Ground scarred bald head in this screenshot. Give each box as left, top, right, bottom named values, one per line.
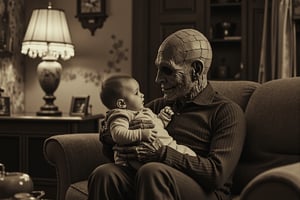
left=155, top=29, right=213, bottom=101
left=156, top=29, right=212, bottom=74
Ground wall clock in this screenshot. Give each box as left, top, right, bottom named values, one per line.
left=76, top=0, right=107, bottom=35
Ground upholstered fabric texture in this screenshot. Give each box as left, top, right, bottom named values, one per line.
left=44, top=134, right=109, bottom=200
left=210, top=80, right=260, bottom=111
left=232, top=77, right=300, bottom=194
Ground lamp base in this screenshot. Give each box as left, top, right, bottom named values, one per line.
left=36, top=59, right=63, bottom=117
left=37, top=109, right=62, bottom=116
left=36, top=96, right=62, bottom=116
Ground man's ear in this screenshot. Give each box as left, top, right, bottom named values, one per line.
left=116, top=99, right=127, bottom=109
left=191, top=60, right=203, bottom=81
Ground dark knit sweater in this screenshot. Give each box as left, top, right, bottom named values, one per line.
left=146, top=83, right=246, bottom=196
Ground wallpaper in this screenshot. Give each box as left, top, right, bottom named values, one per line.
left=62, top=34, right=129, bottom=86
left=0, top=0, right=25, bottom=114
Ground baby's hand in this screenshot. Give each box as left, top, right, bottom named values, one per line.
left=141, top=129, right=157, bottom=142
left=160, top=106, right=174, bottom=119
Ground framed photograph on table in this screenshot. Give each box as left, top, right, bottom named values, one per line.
left=0, top=96, right=10, bottom=116
left=70, top=95, right=90, bottom=116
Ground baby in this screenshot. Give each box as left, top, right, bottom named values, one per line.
left=100, top=75, right=196, bottom=168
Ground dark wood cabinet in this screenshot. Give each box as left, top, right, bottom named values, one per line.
left=208, top=0, right=247, bottom=80
left=0, top=113, right=104, bottom=199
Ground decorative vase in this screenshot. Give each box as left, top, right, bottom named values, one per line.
left=36, top=58, right=62, bottom=116
left=0, top=163, right=34, bottom=199
left=215, top=22, right=236, bottom=38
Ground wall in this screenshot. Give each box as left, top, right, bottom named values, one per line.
left=0, top=0, right=25, bottom=113
left=24, top=0, right=132, bottom=115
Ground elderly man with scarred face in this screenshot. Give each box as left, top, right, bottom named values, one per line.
left=88, top=29, right=246, bottom=200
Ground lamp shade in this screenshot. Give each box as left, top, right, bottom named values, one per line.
left=21, top=6, right=74, bottom=60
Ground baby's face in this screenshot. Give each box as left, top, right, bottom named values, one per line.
left=122, top=79, right=144, bottom=111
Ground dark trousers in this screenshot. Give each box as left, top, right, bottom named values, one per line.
left=87, top=162, right=220, bottom=200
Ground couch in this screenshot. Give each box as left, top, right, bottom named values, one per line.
left=43, top=77, right=300, bottom=200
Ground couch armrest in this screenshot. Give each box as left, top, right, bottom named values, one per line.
left=43, top=133, right=110, bottom=200
left=240, top=162, right=300, bottom=200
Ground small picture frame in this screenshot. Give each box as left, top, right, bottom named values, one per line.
left=0, top=96, right=10, bottom=116
left=70, top=95, right=90, bottom=116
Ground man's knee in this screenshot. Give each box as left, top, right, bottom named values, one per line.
left=89, top=163, right=123, bottom=186
left=137, top=162, right=169, bottom=180
left=90, top=163, right=114, bottom=178
left=136, top=162, right=180, bottom=199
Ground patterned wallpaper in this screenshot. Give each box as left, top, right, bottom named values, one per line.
left=0, top=0, right=25, bottom=113
left=61, top=34, right=129, bottom=86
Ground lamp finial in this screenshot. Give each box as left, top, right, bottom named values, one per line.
left=48, top=1, right=52, bottom=9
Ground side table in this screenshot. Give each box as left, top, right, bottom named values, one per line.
left=0, top=113, right=104, bottom=199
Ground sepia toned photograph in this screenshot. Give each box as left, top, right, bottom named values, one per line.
left=0, top=0, right=299, bottom=199
left=69, top=95, right=90, bottom=116
left=0, top=96, right=10, bottom=116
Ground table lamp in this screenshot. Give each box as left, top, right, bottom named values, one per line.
left=21, top=2, right=74, bottom=116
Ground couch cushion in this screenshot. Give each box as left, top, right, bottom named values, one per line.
left=232, top=77, right=300, bottom=194
left=65, top=180, right=88, bottom=200
left=210, top=80, right=260, bottom=111
left=240, top=163, right=300, bottom=200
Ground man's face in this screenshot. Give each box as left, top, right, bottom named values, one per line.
left=155, top=45, right=194, bottom=101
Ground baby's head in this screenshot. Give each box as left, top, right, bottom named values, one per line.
left=100, top=75, right=145, bottom=111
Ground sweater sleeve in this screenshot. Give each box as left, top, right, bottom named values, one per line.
left=161, top=103, right=246, bottom=191
left=108, top=110, right=143, bottom=145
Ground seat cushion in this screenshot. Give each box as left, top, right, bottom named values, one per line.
left=65, top=180, right=88, bottom=200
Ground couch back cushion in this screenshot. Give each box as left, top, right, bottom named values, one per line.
left=210, top=80, right=260, bottom=111
left=232, top=77, right=300, bottom=194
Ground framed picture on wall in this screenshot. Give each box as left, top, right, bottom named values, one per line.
left=78, top=0, right=103, bottom=14
left=0, top=96, right=10, bottom=116
left=69, top=95, right=90, bottom=116
left=76, top=0, right=107, bottom=35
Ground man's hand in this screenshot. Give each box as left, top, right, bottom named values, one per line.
left=113, top=139, right=166, bottom=163
left=129, top=119, right=155, bottom=130
left=101, top=118, right=158, bottom=162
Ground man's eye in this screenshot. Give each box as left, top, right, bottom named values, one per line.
left=160, top=66, right=173, bottom=75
